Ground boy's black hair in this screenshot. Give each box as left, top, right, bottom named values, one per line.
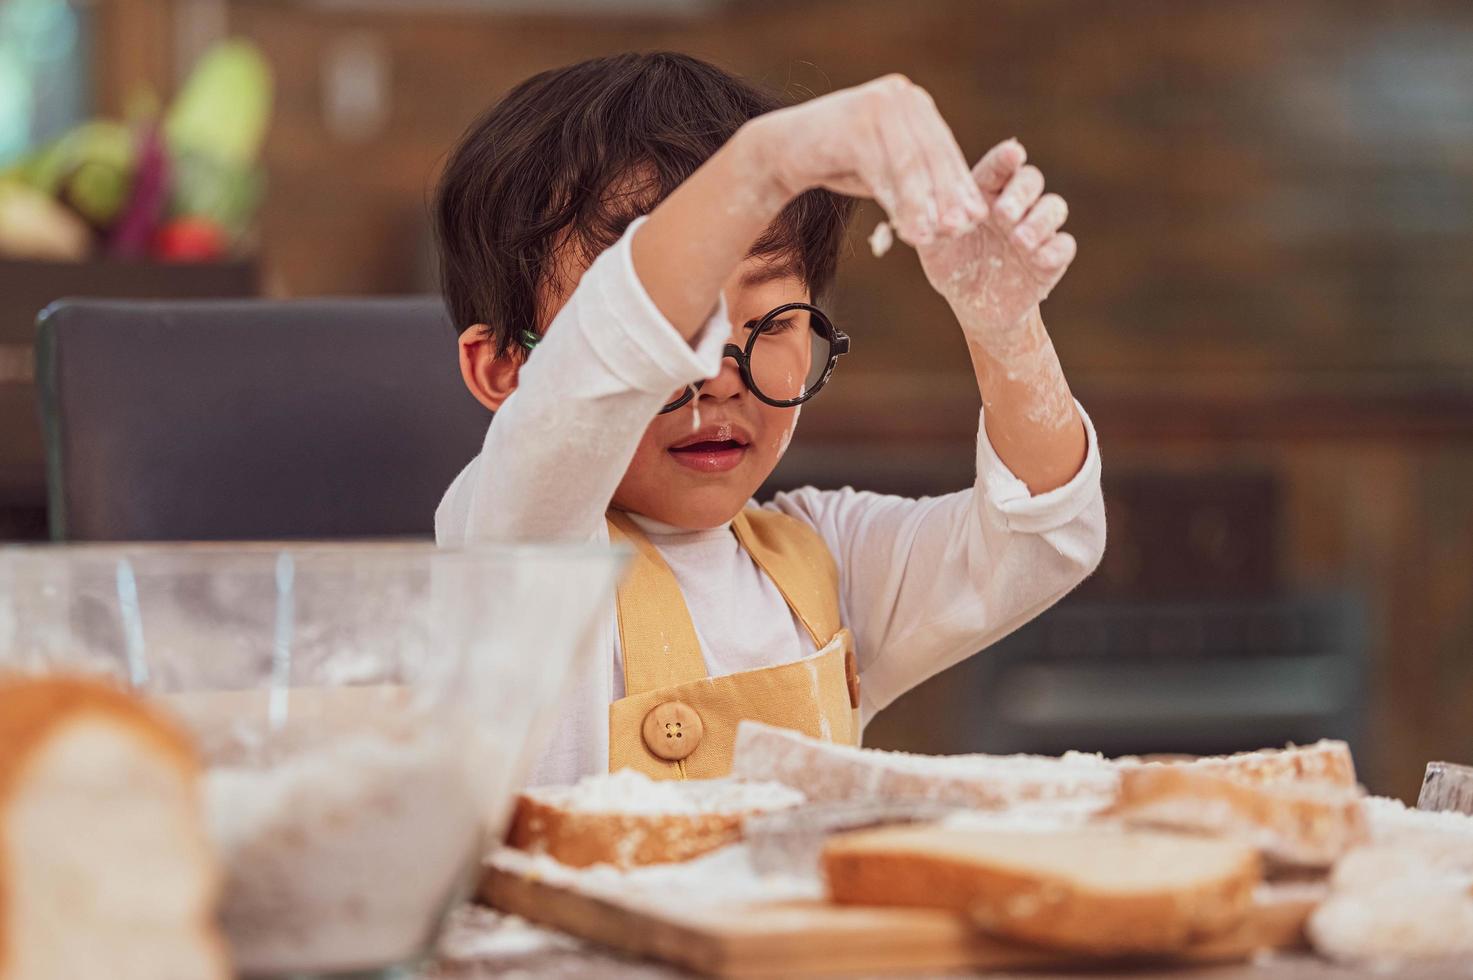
left=434, top=51, right=855, bottom=349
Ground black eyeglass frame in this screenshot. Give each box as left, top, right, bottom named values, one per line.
left=518, top=302, right=850, bottom=414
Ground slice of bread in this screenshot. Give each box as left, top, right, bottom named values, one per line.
left=0, top=674, right=228, bottom=980
left=730, top=720, right=1119, bottom=810
left=824, top=825, right=1261, bottom=956
left=1112, top=765, right=1368, bottom=868
left=506, top=769, right=804, bottom=868
left=1117, top=739, right=1357, bottom=790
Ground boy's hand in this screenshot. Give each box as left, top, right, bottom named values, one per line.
left=917, top=139, right=1076, bottom=335
left=743, top=75, right=988, bottom=246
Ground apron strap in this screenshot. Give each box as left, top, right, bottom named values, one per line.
left=606, top=511, right=709, bottom=696
left=730, top=509, right=843, bottom=650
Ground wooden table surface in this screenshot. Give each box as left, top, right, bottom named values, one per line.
left=417, top=907, right=1473, bottom=980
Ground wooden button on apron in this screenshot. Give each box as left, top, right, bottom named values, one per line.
left=642, top=701, right=704, bottom=761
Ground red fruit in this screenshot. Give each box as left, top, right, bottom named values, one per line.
left=153, top=217, right=227, bottom=262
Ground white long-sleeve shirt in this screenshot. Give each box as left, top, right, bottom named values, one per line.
left=436, top=218, right=1106, bottom=786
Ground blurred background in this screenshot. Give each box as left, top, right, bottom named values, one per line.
left=3, top=0, right=1471, bottom=801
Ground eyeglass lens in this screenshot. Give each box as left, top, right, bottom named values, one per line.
left=746, top=307, right=831, bottom=403
left=662, top=308, right=835, bottom=412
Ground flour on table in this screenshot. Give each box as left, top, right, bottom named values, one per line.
left=435, top=907, right=581, bottom=962
left=1364, top=794, right=1473, bottom=849
left=490, top=842, right=822, bottom=910
left=1308, top=842, right=1473, bottom=966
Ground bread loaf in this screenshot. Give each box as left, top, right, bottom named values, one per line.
left=1118, top=740, right=1357, bottom=790
left=823, top=825, right=1262, bottom=956
left=730, top=720, right=1119, bottom=810
left=1113, top=765, right=1368, bottom=867
left=507, top=769, right=804, bottom=868
left=0, top=675, right=227, bottom=980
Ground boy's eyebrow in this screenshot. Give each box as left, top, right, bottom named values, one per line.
left=739, top=259, right=805, bottom=289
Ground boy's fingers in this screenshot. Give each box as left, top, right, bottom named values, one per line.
left=874, top=89, right=939, bottom=244
left=893, top=93, right=954, bottom=234
left=1036, top=231, right=1077, bottom=271
left=850, top=136, right=901, bottom=229
left=904, top=88, right=988, bottom=228
left=1012, top=193, right=1069, bottom=251
left=973, top=139, right=1027, bottom=195
left=995, top=165, right=1045, bottom=225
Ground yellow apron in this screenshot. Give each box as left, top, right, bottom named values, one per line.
left=606, top=508, right=861, bottom=779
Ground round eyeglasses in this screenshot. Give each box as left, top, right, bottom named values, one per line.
left=520, top=302, right=850, bottom=415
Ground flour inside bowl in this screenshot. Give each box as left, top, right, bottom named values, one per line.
left=205, top=731, right=484, bottom=975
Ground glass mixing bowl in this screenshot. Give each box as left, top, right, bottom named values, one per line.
left=0, top=541, right=624, bottom=979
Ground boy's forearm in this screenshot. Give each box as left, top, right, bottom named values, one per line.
left=967, top=307, right=1087, bottom=495
left=631, top=124, right=787, bottom=340
left=455, top=222, right=731, bottom=545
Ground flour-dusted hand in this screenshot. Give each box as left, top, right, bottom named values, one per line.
left=917, top=139, right=1076, bottom=338
left=742, top=75, right=988, bottom=247
left=911, top=138, right=1088, bottom=487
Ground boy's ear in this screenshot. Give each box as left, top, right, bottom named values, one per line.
left=459, top=324, right=521, bottom=412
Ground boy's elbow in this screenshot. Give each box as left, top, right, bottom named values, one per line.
left=1065, top=497, right=1107, bottom=584
left=1083, top=516, right=1107, bottom=580
left=1024, top=494, right=1106, bottom=592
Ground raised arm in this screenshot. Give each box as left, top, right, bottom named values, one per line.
left=918, top=139, right=1085, bottom=494
left=633, top=75, right=989, bottom=338
left=766, top=139, right=1104, bottom=718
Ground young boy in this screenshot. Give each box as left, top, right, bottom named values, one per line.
left=434, top=52, right=1104, bottom=786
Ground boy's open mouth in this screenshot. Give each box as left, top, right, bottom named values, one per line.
left=668, top=424, right=751, bottom=474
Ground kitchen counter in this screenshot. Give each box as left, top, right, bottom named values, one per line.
left=419, top=906, right=1473, bottom=980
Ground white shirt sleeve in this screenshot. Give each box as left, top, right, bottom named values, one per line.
left=435, top=217, right=731, bottom=546
left=765, top=403, right=1106, bottom=723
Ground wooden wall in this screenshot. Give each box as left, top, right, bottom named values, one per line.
left=92, top=0, right=1473, bottom=799
left=221, top=0, right=1473, bottom=370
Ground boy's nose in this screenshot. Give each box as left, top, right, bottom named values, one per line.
left=697, top=345, right=747, bottom=402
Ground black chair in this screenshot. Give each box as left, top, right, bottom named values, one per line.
left=35, top=297, right=490, bottom=541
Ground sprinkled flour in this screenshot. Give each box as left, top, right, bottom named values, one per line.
left=867, top=221, right=894, bottom=258
left=1308, top=843, right=1473, bottom=965
left=1364, top=794, right=1473, bottom=845
left=524, top=769, right=803, bottom=816
left=491, top=842, right=821, bottom=910
left=435, top=906, right=581, bottom=962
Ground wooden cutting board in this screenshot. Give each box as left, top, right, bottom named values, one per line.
left=479, top=864, right=1323, bottom=978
